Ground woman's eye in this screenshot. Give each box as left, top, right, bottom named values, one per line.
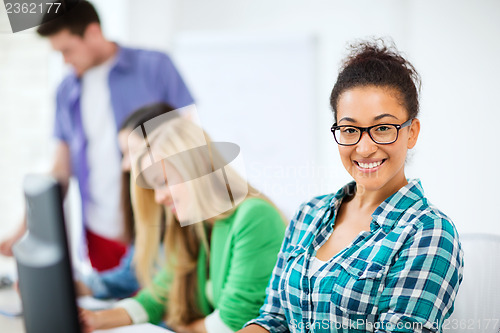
left=341, top=127, right=358, bottom=134
left=375, top=125, right=391, bottom=132
left=153, top=177, right=167, bottom=188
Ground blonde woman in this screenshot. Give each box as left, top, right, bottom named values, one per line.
left=80, top=114, right=286, bottom=333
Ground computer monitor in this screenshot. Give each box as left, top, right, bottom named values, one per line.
left=12, top=174, right=82, bottom=333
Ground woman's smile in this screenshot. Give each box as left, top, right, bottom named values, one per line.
left=353, top=158, right=386, bottom=172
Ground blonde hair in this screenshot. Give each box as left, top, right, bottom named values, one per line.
left=131, top=118, right=283, bottom=327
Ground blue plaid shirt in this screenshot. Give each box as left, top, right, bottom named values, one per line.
left=246, top=179, right=464, bottom=333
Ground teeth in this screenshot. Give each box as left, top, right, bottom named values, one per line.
left=358, top=160, right=383, bottom=169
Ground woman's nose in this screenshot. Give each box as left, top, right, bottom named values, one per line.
left=355, top=131, right=378, bottom=156
left=154, top=187, right=171, bottom=205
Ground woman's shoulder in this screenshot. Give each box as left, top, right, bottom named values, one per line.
left=236, top=196, right=276, bottom=212
left=275, top=193, right=338, bottom=251
left=230, top=197, right=285, bottom=230
left=291, top=193, right=337, bottom=229
left=392, top=189, right=460, bottom=246
left=385, top=179, right=460, bottom=240
left=298, top=193, right=337, bottom=214
left=411, top=199, right=459, bottom=237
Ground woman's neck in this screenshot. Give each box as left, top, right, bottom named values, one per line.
left=351, top=176, right=408, bottom=213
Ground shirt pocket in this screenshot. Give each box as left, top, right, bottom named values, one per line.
left=330, top=257, right=388, bottom=315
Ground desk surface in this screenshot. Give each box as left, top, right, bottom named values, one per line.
left=0, top=289, right=24, bottom=333
left=0, top=256, right=23, bottom=332
left=0, top=315, right=24, bottom=332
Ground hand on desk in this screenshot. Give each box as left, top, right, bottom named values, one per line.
left=78, top=307, right=207, bottom=333
left=79, top=307, right=132, bottom=333
left=80, top=308, right=98, bottom=333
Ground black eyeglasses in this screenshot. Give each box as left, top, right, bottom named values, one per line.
left=330, top=119, right=413, bottom=146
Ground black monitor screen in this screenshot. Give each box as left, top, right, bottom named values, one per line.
left=13, top=174, right=81, bottom=333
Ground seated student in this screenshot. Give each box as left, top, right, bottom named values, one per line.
left=80, top=115, right=286, bottom=333
left=75, top=103, right=178, bottom=299
left=240, top=39, right=464, bottom=332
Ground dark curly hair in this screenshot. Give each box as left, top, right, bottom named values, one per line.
left=329, top=38, right=421, bottom=122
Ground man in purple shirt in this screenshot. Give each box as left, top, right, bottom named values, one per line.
left=0, top=1, right=194, bottom=272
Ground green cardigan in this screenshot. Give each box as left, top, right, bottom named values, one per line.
left=133, top=198, right=286, bottom=331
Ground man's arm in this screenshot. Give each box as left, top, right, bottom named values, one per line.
left=0, top=141, right=71, bottom=256
left=50, top=141, right=71, bottom=195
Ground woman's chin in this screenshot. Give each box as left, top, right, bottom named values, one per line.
left=352, top=176, right=387, bottom=193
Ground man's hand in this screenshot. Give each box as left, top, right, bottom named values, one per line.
left=0, top=235, right=17, bottom=257
left=0, top=223, right=27, bottom=256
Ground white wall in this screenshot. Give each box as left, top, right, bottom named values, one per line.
left=162, top=0, right=414, bottom=219
left=166, top=0, right=412, bottom=189
left=405, top=0, right=500, bottom=235
left=171, top=33, right=318, bottom=218
left=137, top=0, right=499, bottom=235
left=0, top=32, right=53, bottom=242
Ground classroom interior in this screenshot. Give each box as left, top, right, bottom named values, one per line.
left=1, top=0, right=499, bottom=332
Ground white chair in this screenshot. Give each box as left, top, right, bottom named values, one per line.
left=444, top=233, right=500, bottom=333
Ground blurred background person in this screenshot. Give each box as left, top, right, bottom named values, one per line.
left=80, top=115, right=286, bottom=333
left=75, top=103, right=178, bottom=299
left=0, top=1, right=194, bottom=273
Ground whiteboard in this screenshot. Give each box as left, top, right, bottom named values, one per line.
left=172, top=32, right=318, bottom=219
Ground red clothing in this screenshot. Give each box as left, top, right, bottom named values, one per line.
left=86, top=229, right=127, bottom=272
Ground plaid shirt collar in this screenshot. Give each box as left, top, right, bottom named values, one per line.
left=371, top=178, right=425, bottom=232
left=330, top=178, right=425, bottom=232
left=295, top=178, right=426, bottom=257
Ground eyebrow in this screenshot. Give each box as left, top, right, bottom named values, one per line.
left=374, top=113, right=399, bottom=121
left=338, top=113, right=399, bottom=124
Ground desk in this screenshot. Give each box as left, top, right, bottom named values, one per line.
left=0, top=314, right=24, bottom=333
left=0, top=315, right=171, bottom=333
left=0, top=284, right=170, bottom=333
left=0, top=295, right=171, bottom=333
left=0, top=256, right=23, bottom=332
left=0, top=288, right=24, bottom=333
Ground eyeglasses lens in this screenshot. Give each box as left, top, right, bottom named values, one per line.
left=333, top=124, right=398, bottom=145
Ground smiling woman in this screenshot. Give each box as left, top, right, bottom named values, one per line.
left=240, top=39, right=464, bottom=333
left=333, top=85, right=420, bottom=196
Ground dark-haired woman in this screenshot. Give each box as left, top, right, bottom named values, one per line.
left=240, top=40, right=464, bottom=332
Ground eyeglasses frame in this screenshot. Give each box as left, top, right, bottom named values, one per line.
left=330, top=118, right=413, bottom=146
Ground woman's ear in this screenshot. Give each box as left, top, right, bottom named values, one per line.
left=407, top=118, right=420, bottom=149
